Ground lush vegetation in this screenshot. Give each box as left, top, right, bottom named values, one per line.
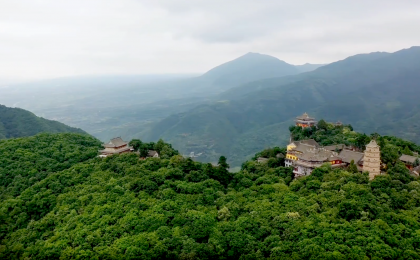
left=129, top=138, right=180, bottom=159
left=2, top=132, right=420, bottom=259
left=0, top=133, right=102, bottom=200
left=0, top=104, right=86, bottom=139
left=149, top=47, right=420, bottom=166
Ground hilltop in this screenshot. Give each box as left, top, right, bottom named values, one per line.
left=0, top=104, right=87, bottom=139
left=1, top=131, right=420, bottom=259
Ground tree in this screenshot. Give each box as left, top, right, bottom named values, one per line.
left=414, top=158, right=420, bottom=167
left=139, top=145, right=149, bottom=158
left=317, top=119, right=328, bottom=131
left=381, top=144, right=400, bottom=165
left=129, top=139, right=143, bottom=151
left=348, top=160, right=358, bottom=173
left=218, top=156, right=229, bottom=169
left=370, top=132, right=380, bottom=140
left=355, top=134, right=370, bottom=150
left=154, top=139, right=165, bottom=154
left=403, top=146, right=414, bottom=156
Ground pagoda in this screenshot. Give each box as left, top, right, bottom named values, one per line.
left=363, top=140, right=381, bottom=180
left=295, top=113, right=316, bottom=128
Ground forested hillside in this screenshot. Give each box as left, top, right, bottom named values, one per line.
left=149, top=46, right=420, bottom=166
left=0, top=105, right=86, bottom=139
left=2, top=132, right=420, bottom=259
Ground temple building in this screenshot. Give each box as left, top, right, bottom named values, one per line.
left=399, top=154, right=419, bottom=170
left=295, top=113, right=316, bottom=128
left=285, top=139, right=344, bottom=177
left=99, top=137, right=134, bottom=157
left=363, top=140, right=381, bottom=180
left=339, top=149, right=365, bottom=171
left=335, top=121, right=343, bottom=127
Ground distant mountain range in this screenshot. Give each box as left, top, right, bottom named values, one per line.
left=0, top=104, right=87, bottom=139
left=147, top=46, right=420, bottom=166
left=158, top=52, right=323, bottom=97
left=0, top=53, right=323, bottom=142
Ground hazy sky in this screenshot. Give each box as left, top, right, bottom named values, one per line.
left=1, top=0, right=419, bottom=82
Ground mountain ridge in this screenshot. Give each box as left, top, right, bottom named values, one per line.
left=0, top=104, right=88, bottom=139
left=148, top=46, right=420, bottom=166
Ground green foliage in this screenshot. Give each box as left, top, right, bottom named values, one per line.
left=0, top=104, right=86, bottom=139
left=317, top=119, right=328, bottom=131
left=348, top=160, right=359, bottom=173
left=2, top=133, right=420, bottom=259
left=403, top=145, right=414, bottom=156
left=130, top=138, right=179, bottom=159
left=0, top=133, right=101, bottom=200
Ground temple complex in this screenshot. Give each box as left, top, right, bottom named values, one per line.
left=286, top=139, right=345, bottom=177
left=99, top=137, right=134, bottom=157
left=295, top=113, right=316, bottom=128
left=363, top=140, right=381, bottom=180
left=286, top=138, right=381, bottom=178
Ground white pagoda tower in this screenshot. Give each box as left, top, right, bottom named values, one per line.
left=363, top=140, right=381, bottom=180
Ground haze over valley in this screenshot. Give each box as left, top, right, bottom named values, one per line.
left=0, top=53, right=323, bottom=150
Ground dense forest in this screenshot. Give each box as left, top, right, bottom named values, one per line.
left=0, top=104, right=86, bottom=139
left=1, top=130, right=420, bottom=259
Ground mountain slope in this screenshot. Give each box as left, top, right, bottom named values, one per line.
left=149, top=46, right=420, bottom=166
left=0, top=104, right=87, bottom=139
left=295, top=63, right=325, bottom=73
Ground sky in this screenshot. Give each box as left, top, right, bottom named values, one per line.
left=0, top=0, right=419, bottom=82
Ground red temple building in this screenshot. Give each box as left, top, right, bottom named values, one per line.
left=295, top=113, right=317, bottom=128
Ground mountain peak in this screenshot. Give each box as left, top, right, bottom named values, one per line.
left=243, top=52, right=262, bottom=56
left=199, top=52, right=299, bottom=85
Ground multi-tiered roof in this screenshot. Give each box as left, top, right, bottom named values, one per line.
left=99, top=137, right=134, bottom=157
left=295, top=112, right=316, bottom=127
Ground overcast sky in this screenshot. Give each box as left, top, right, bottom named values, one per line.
left=0, top=0, right=419, bottom=82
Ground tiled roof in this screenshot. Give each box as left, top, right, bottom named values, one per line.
left=366, top=140, right=379, bottom=148
left=400, top=154, right=418, bottom=164
left=296, top=112, right=314, bottom=120
left=323, top=144, right=345, bottom=151
left=103, top=137, right=129, bottom=148
left=339, top=149, right=364, bottom=164
left=300, top=139, right=320, bottom=147
left=298, top=149, right=337, bottom=162
left=100, top=146, right=133, bottom=154
left=148, top=150, right=159, bottom=157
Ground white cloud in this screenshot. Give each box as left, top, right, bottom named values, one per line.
left=0, top=0, right=419, bottom=81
